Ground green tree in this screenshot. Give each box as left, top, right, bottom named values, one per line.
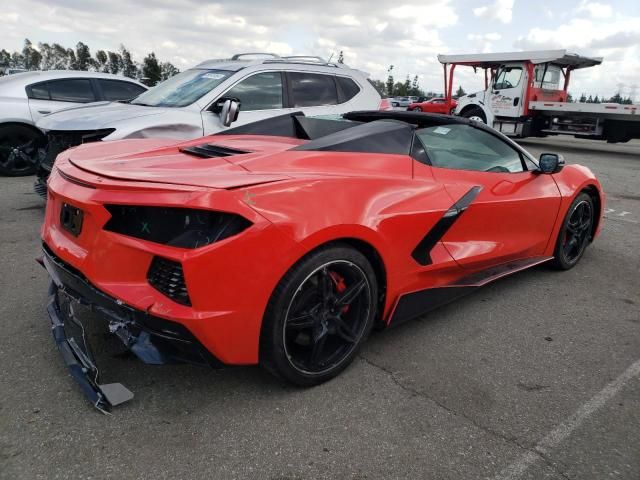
left=22, top=39, right=41, bottom=70
left=107, top=51, right=122, bottom=74
left=120, top=45, right=137, bottom=78
left=386, top=65, right=394, bottom=97
left=95, top=50, right=108, bottom=72
left=454, top=86, right=466, bottom=98
left=593, top=95, right=600, bottom=103
left=608, top=92, right=623, bottom=104
left=587, top=95, right=593, bottom=103
left=0, top=49, right=10, bottom=67
left=66, top=48, right=78, bottom=69
left=579, top=93, right=587, bottom=103
left=160, top=62, right=179, bottom=81
left=75, top=42, right=92, bottom=71
left=567, top=93, right=573, bottom=102
left=142, top=52, right=162, bottom=86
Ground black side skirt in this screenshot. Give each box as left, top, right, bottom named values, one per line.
left=389, top=256, right=552, bottom=326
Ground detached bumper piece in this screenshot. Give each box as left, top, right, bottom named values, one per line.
left=41, top=245, right=221, bottom=412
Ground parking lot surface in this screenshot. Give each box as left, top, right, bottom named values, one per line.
left=1, top=137, right=638, bottom=480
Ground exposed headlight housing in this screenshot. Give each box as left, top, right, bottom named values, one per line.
left=103, top=205, right=252, bottom=249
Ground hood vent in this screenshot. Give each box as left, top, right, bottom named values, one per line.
left=180, top=143, right=251, bottom=158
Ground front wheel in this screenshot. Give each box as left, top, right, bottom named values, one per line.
left=260, top=245, right=378, bottom=386
left=460, top=106, right=487, bottom=124
left=0, top=125, right=44, bottom=176
left=551, top=192, right=594, bottom=270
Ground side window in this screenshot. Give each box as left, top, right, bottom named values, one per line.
left=289, top=72, right=338, bottom=107
left=48, top=79, right=96, bottom=102
left=336, top=76, right=360, bottom=103
left=415, top=124, right=525, bottom=173
left=27, top=82, right=50, bottom=100
left=224, top=72, right=283, bottom=110
left=99, top=79, right=146, bottom=101
left=494, top=67, right=523, bottom=90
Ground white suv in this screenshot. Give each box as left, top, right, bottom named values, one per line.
left=34, top=54, right=384, bottom=195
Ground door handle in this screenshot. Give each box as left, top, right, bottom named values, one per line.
left=38, top=110, right=51, bottom=114
left=513, top=98, right=520, bottom=106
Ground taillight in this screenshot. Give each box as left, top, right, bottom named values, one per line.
left=379, top=98, right=392, bottom=111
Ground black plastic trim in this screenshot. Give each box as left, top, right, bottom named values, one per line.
left=411, top=186, right=482, bottom=265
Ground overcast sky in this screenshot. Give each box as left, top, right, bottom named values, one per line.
left=2, top=0, right=639, bottom=99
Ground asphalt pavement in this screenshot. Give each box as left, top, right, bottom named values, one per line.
left=0, top=137, right=638, bottom=480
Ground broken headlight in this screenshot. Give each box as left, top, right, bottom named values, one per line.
left=103, top=205, right=252, bottom=249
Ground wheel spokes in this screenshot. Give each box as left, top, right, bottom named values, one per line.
left=309, top=325, right=328, bottom=365
left=287, top=310, right=317, bottom=330
left=333, top=316, right=356, bottom=343
left=336, top=279, right=366, bottom=308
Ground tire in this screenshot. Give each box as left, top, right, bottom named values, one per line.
left=460, top=107, right=487, bottom=124
left=413, top=107, right=422, bottom=112
left=0, top=125, right=44, bottom=176
left=551, top=192, right=595, bottom=270
left=260, top=244, right=378, bottom=386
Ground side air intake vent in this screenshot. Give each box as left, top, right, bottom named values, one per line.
left=148, top=257, right=191, bottom=306
left=104, top=206, right=252, bottom=249
left=180, top=144, right=251, bottom=158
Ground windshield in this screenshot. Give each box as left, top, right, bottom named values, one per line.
left=131, top=69, right=233, bottom=108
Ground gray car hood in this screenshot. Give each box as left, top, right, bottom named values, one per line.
left=36, top=102, right=168, bottom=131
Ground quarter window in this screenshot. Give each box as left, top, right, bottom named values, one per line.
left=28, top=83, right=50, bottom=100
left=98, top=79, right=146, bottom=101
left=48, top=79, right=96, bottom=102
left=336, top=76, right=360, bottom=103
left=415, top=124, right=525, bottom=173
left=289, top=72, right=338, bottom=107
left=494, top=67, right=523, bottom=90
left=225, top=72, right=283, bottom=110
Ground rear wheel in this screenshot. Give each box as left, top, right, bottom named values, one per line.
left=460, top=107, right=486, bottom=124
left=551, top=192, right=594, bottom=270
left=0, top=125, right=44, bottom=176
left=260, top=245, right=377, bottom=386
left=413, top=106, right=423, bottom=112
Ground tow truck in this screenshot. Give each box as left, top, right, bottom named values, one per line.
left=438, top=50, right=640, bottom=143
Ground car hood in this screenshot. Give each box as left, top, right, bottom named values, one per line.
left=59, top=134, right=411, bottom=189
left=36, top=102, right=168, bottom=131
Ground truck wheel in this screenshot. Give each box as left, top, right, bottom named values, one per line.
left=0, top=125, right=44, bottom=176
left=461, top=107, right=486, bottom=124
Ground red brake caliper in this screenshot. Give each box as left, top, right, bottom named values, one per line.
left=328, top=271, right=349, bottom=313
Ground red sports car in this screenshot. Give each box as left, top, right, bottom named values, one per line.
left=408, top=97, right=457, bottom=114
left=41, top=111, right=604, bottom=410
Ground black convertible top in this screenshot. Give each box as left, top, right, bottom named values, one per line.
left=215, top=110, right=512, bottom=158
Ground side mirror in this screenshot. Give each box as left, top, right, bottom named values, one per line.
left=210, top=97, right=241, bottom=127
left=538, top=153, right=565, bottom=174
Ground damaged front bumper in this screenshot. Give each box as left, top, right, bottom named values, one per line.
left=42, top=245, right=221, bottom=412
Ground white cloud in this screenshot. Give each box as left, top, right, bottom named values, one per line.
left=577, top=1, right=613, bottom=19
left=473, top=0, right=514, bottom=24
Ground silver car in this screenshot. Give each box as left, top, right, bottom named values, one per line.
left=34, top=53, right=383, bottom=195
left=0, top=71, right=146, bottom=176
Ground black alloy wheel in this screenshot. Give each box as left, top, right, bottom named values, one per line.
left=0, top=125, right=44, bottom=176
left=552, top=192, right=594, bottom=269
left=261, top=245, right=377, bottom=386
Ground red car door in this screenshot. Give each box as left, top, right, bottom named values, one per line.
left=414, top=123, right=561, bottom=269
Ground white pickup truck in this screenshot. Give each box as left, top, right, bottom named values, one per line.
left=437, top=50, right=640, bottom=143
